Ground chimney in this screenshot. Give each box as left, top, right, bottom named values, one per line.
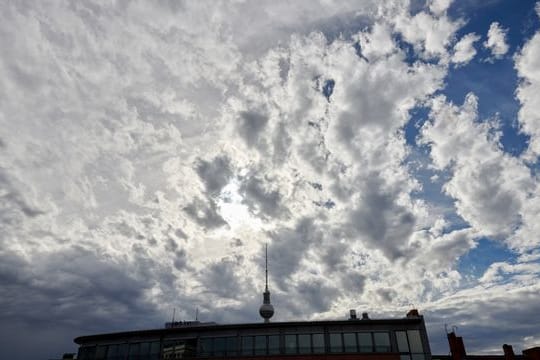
left=407, top=309, right=420, bottom=318
left=447, top=331, right=466, bottom=360
left=503, top=344, right=515, bottom=360
left=362, top=312, right=370, bottom=320
left=349, top=309, right=357, bottom=320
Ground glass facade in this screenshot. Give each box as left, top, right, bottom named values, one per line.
left=77, top=326, right=428, bottom=359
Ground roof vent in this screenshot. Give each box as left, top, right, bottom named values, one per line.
left=362, top=312, right=369, bottom=320
left=349, top=309, right=357, bottom=320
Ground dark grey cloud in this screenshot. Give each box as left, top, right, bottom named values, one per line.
left=340, top=271, right=366, bottom=293
left=173, top=248, right=188, bottom=271
left=296, top=279, right=337, bottom=313
left=165, top=238, right=179, bottom=252
left=239, top=175, right=287, bottom=218
left=202, top=258, right=244, bottom=299
left=238, top=110, right=269, bottom=147
left=272, top=122, right=292, bottom=164
left=196, top=155, right=233, bottom=195
left=278, top=57, right=290, bottom=83
left=0, top=246, right=164, bottom=360
left=267, top=218, right=323, bottom=290
left=175, top=228, right=188, bottom=239
left=184, top=197, right=228, bottom=229
left=376, top=288, right=398, bottom=304
left=348, top=177, right=415, bottom=260
left=321, top=242, right=349, bottom=271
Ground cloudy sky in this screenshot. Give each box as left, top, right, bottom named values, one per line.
left=1, top=0, right=540, bottom=359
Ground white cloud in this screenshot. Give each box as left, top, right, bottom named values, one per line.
left=429, top=0, right=453, bottom=16
left=484, top=22, right=509, bottom=60
left=420, top=94, right=536, bottom=250
left=515, top=30, right=540, bottom=159
left=392, top=7, right=462, bottom=60
left=451, top=33, right=481, bottom=65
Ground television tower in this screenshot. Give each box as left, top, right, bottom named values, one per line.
left=259, top=244, right=274, bottom=323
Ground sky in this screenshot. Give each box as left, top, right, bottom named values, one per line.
left=1, top=0, right=540, bottom=359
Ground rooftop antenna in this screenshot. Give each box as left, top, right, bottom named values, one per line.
left=259, top=243, right=274, bottom=323
left=171, top=308, right=176, bottom=324
left=195, top=307, right=199, bottom=321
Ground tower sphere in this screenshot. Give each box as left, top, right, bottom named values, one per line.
left=259, top=303, right=274, bottom=321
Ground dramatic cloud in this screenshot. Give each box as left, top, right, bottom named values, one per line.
left=1, top=1, right=539, bottom=359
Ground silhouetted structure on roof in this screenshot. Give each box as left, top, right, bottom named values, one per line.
left=432, top=330, right=540, bottom=360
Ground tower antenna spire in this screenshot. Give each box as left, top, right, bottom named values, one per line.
left=259, top=243, right=274, bottom=323
left=265, top=243, right=268, bottom=291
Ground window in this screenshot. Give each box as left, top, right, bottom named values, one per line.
left=358, top=333, right=372, bottom=352
left=312, top=333, right=325, bottom=353
left=343, top=333, right=357, bottom=352
left=226, top=337, right=238, bottom=356
left=150, top=342, right=160, bottom=360
left=199, top=338, right=213, bottom=356
left=329, top=333, right=343, bottom=353
left=129, top=343, right=141, bottom=358
left=106, top=345, right=118, bottom=360
left=78, top=346, right=96, bottom=360
left=295, top=334, right=308, bottom=354
left=268, top=335, right=280, bottom=355
left=214, top=338, right=226, bottom=357
left=255, top=336, right=267, bottom=355
left=396, top=330, right=425, bottom=358
left=95, top=345, right=107, bottom=360
left=138, top=342, right=151, bottom=359
left=374, top=332, right=391, bottom=352
left=241, top=336, right=253, bottom=356
left=118, top=344, right=128, bottom=359
left=285, top=334, right=297, bottom=354
left=396, top=331, right=409, bottom=352
left=408, top=330, right=423, bottom=353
